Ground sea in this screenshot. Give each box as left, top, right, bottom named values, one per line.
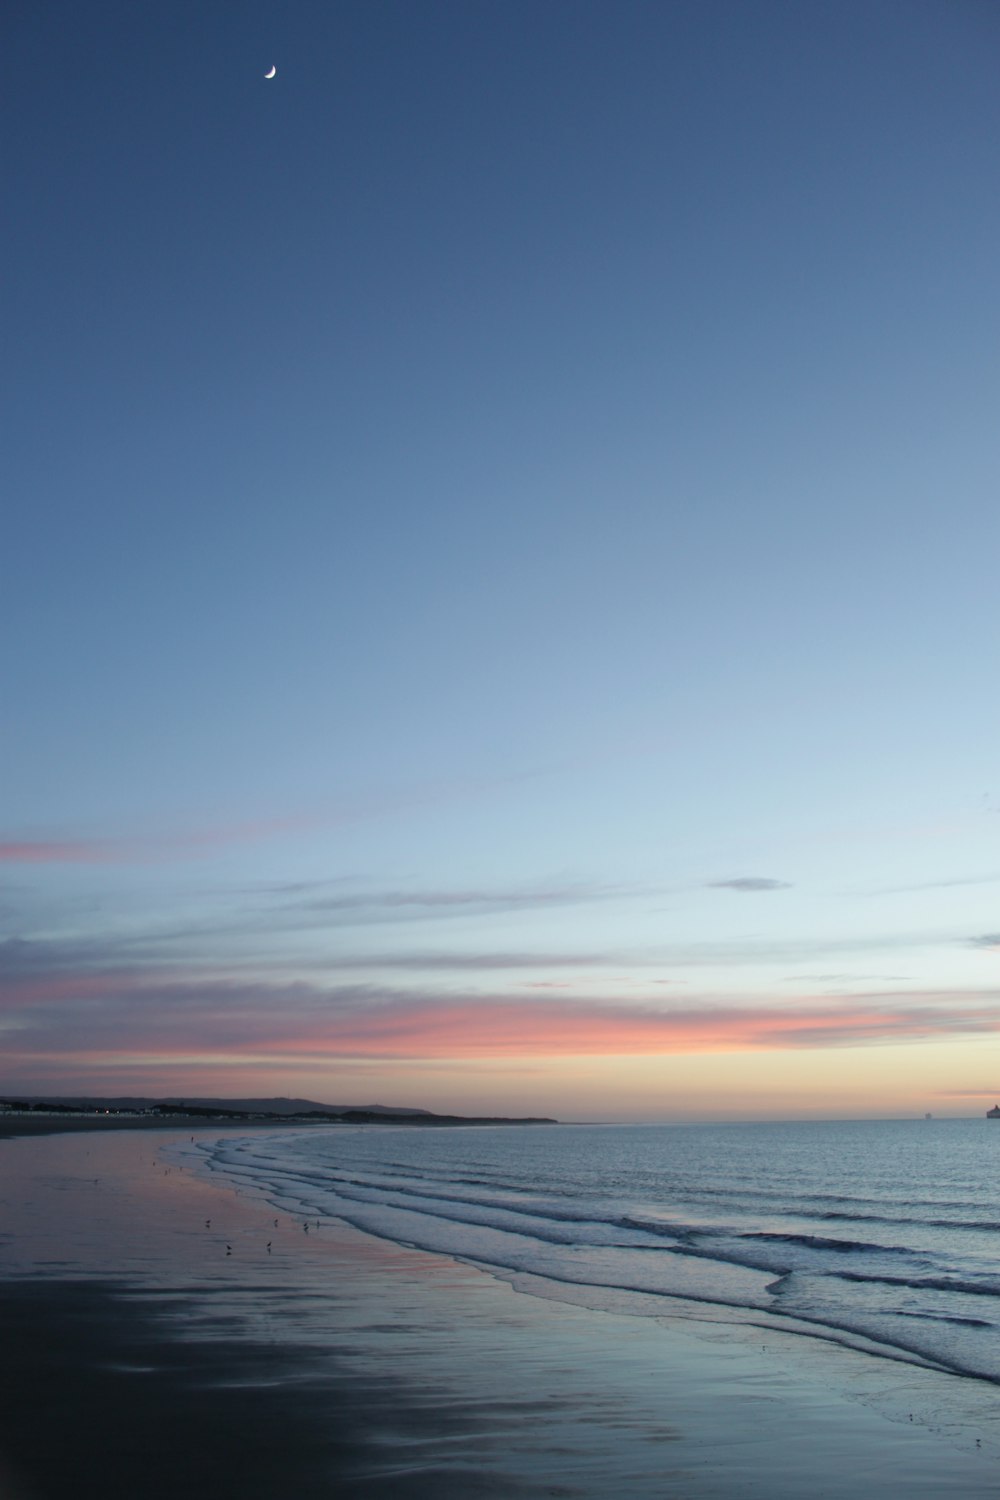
left=173, top=1117, right=1000, bottom=1393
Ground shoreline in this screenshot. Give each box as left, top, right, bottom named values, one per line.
left=2, top=1124, right=997, bottom=1498
left=0, top=1112, right=340, bottom=1140
left=0, top=1111, right=555, bottom=1142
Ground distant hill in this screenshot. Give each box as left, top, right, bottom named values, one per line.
left=0, top=1095, right=431, bottom=1116
left=0, top=1094, right=556, bottom=1126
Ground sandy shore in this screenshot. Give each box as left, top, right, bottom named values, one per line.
left=1, top=1123, right=996, bottom=1499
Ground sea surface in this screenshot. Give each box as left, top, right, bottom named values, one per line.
left=174, top=1118, right=1000, bottom=1390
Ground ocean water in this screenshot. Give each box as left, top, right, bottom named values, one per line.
left=176, top=1118, right=1000, bottom=1390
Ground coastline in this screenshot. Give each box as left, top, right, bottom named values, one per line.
left=1, top=1122, right=997, bottom=1498
left=0, top=1112, right=340, bottom=1140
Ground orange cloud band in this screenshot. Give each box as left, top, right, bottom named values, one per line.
left=5, top=970, right=1000, bottom=1061
left=248, top=998, right=1000, bottom=1057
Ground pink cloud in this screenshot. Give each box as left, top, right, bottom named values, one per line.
left=274, top=996, right=1000, bottom=1057
left=5, top=964, right=1000, bottom=1071
left=0, top=769, right=569, bottom=867
left=0, top=841, right=117, bottom=864
left=0, top=816, right=319, bottom=865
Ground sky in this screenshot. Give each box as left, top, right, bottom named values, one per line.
left=3, top=0, right=999, bottom=1120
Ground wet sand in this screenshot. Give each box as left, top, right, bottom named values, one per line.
left=1, top=1123, right=997, bottom=1498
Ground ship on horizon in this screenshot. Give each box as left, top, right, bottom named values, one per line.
left=987, top=1105, right=1000, bottom=1118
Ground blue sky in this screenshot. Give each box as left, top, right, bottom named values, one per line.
left=3, top=1, right=999, bottom=1116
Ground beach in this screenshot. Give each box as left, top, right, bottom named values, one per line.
left=1, top=1122, right=997, bottom=1499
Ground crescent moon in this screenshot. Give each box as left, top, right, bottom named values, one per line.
left=265, top=65, right=276, bottom=78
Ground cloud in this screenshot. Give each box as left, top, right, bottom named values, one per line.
left=667, top=932, right=945, bottom=965
left=867, top=873, right=1000, bottom=896
left=0, top=763, right=572, bottom=870
left=133, top=880, right=637, bottom=948
left=0, top=841, right=117, bottom=864
left=969, top=935, right=1000, bottom=950
left=0, top=815, right=324, bottom=866
left=707, top=877, right=792, bottom=893
left=317, top=951, right=616, bottom=972
left=780, top=973, right=913, bottom=984
left=293, top=881, right=635, bottom=924
left=0, top=877, right=636, bottom=982
left=5, top=940, right=1000, bottom=1074
left=0, top=919, right=959, bottom=996
left=0, top=934, right=179, bottom=979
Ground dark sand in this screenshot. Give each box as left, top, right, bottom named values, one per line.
left=0, top=1278, right=396, bottom=1500
left=1, top=1121, right=997, bottom=1499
